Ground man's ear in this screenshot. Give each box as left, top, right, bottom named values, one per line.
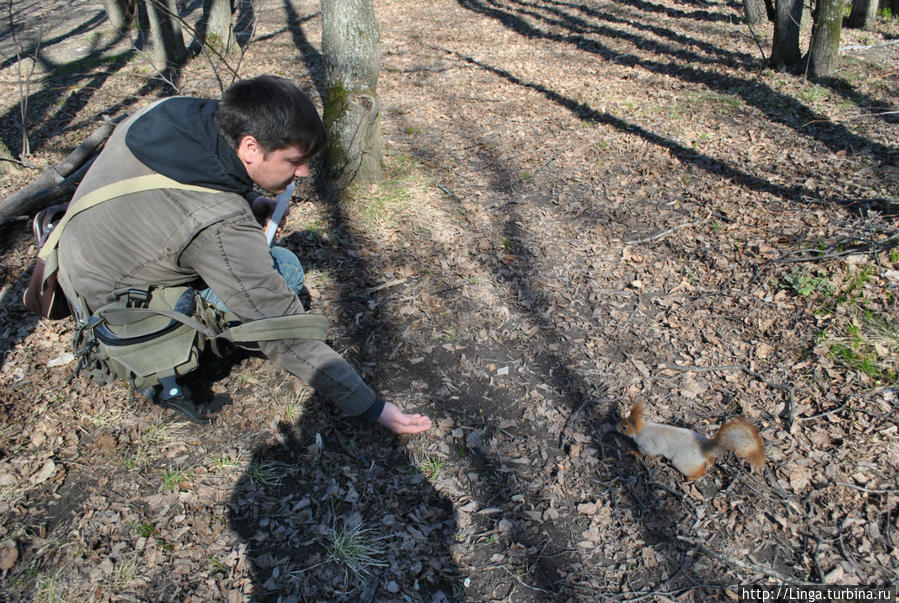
left=235, top=135, right=263, bottom=166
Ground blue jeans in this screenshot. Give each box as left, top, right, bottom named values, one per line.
left=199, top=246, right=305, bottom=312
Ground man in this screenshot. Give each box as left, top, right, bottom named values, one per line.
left=57, top=75, right=431, bottom=435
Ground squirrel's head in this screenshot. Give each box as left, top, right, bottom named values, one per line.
left=616, top=401, right=644, bottom=436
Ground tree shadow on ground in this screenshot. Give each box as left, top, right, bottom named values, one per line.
left=458, top=0, right=898, bottom=168
left=448, top=48, right=897, bottom=218
left=226, top=168, right=461, bottom=598
left=229, top=415, right=459, bottom=600
left=0, top=9, right=187, bottom=160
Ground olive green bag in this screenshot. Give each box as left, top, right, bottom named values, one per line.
left=74, top=285, right=329, bottom=390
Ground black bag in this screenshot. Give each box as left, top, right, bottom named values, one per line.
left=23, top=204, right=71, bottom=320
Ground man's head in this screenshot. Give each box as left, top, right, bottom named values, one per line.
left=214, top=75, right=326, bottom=193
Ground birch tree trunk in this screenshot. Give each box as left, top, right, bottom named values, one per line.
left=320, top=0, right=383, bottom=188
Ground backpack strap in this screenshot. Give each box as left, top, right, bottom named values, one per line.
left=96, top=305, right=329, bottom=343
left=37, top=174, right=224, bottom=290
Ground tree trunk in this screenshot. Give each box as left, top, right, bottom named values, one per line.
left=204, top=0, right=236, bottom=53
left=744, top=0, right=768, bottom=24
left=320, top=0, right=383, bottom=188
left=847, top=0, right=879, bottom=27
left=141, top=0, right=185, bottom=71
left=101, top=0, right=134, bottom=31
left=807, top=0, right=845, bottom=79
left=771, top=0, right=804, bottom=68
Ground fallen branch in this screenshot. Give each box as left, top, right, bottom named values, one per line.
left=840, top=39, right=899, bottom=53
left=0, top=116, right=122, bottom=225
left=627, top=210, right=712, bottom=245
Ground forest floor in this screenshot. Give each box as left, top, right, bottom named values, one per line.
left=0, top=0, right=897, bottom=600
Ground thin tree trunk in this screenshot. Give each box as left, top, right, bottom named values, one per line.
left=847, top=0, right=879, bottom=27
left=204, top=0, right=235, bottom=53
left=771, top=0, right=804, bottom=68
left=142, top=0, right=185, bottom=71
left=101, top=0, right=134, bottom=31
left=808, top=0, right=845, bottom=78
left=320, top=0, right=383, bottom=188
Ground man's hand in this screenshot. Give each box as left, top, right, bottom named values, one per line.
left=376, top=401, right=432, bottom=434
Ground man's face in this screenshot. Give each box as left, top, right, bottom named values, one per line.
left=237, top=136, right=311, bottom=194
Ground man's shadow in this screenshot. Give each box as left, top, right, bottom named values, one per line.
left=228, top=413, right=459, bottom=600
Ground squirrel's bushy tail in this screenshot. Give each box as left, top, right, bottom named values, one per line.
left=715, top=420, right=765, bottom=468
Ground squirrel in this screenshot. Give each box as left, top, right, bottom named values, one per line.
left=617, top=402, right=765, bottom=480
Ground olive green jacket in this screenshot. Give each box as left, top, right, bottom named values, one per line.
left=58, top=98, right=378, bottom=417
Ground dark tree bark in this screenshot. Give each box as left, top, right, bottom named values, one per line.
left=141, top=0, right=186, bottom=71
left=320, top=0, right=383, bottom=188
left=847, top=0, right=879, bottom=27
left=808, top=0, right=846, bottom=79
left=203, top=0, right=236, bottom=53
left=771, top=0, right=804, bottom=69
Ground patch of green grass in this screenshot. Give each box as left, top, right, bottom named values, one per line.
left=302, top=267, right=333, bottom=290
left=124, top=446, right=153, bottom=470
left=110, top=555, right=143, bottom=592
left=816, top=264, right=898, bottom=384
left=143, top=421, right=182, bottom=446
left=782, top=267, right=834, bottom=297
left=797, top=84, right=829, bottom=104
left=404, top=125, right=422, bottom=135
left=283, top=395, right=304, bottom=422
left=695, top=92, right=743, bottom=112
left=211, top=453, right=242, bottom=471
left=416, top=455, right=445, bottom=481
left=79, top=406, right=125, bottom=429
left=162, top=468, right=192, bottom=491
left=344, top=153, right=436, bottom=234
left=208, top=556, right=229, bottom=574
left=135, top=523, right=155, bottom=538
left=827, top=312, right=898, bottom=383
left=248, top=462, right=282, bottom=487
left=326, top=520, right=388, bottom=577
left=33, top=569, right=68, bottom=602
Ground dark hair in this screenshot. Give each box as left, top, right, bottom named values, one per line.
left=213, top=75, right=326, bottom=157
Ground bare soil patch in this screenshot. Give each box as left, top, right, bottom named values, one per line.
left=0, top=0, right=897, bottom=600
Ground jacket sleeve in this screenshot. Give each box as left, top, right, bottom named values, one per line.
left=180, top=218, right=379, bottom=418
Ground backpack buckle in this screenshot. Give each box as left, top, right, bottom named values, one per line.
left=125, top=288, right=151, bottom=308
